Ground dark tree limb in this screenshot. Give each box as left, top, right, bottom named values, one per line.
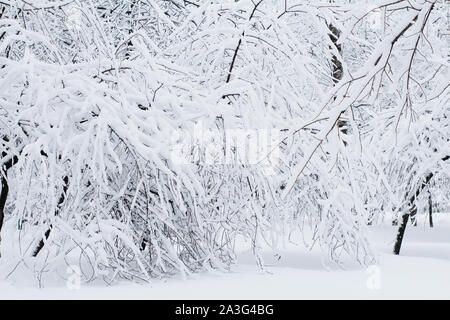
left=328, top=23, right=348, bottom=142
left=226, top=38, right=242, bottom=83
left=226, top=0, right=264, bottom=84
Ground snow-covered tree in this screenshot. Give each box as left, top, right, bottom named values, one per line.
left=0, top=0, right=448, bottom=283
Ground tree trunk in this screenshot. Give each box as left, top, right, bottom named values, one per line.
left=0, top=173, right=8, bottom=236
left=328, top=24, right=343, bottom=83
left=428, top=192, right=433, bottom=228
left=393, top=156, right=448, bottom=255
left=32, top=176, right=69, bottom=257
left=0, top=175, right=6, bottom=258
left=410, top=209, right=418, bottom=226
left=0, top=154, right=17, bottom=257
left=393, top=208, right=414, bottom=255
left=393, top=176, right=429, bottom=255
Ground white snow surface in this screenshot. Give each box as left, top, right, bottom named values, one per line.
left=0, top=215, right=449, bottom=300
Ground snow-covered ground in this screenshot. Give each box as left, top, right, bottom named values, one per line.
left=0, top=216, right=449, bottom=300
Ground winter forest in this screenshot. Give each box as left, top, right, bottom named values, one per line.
left=0, top=0, right=449, bottom=298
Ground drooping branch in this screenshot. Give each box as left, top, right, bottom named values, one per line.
left=282, top=3, right=434, bottom=197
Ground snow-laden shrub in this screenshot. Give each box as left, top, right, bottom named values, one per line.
left=0, top=11, right=242, bottom=280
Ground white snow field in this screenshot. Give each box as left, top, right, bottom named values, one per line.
left=0, top=216, right=449, bottom=300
